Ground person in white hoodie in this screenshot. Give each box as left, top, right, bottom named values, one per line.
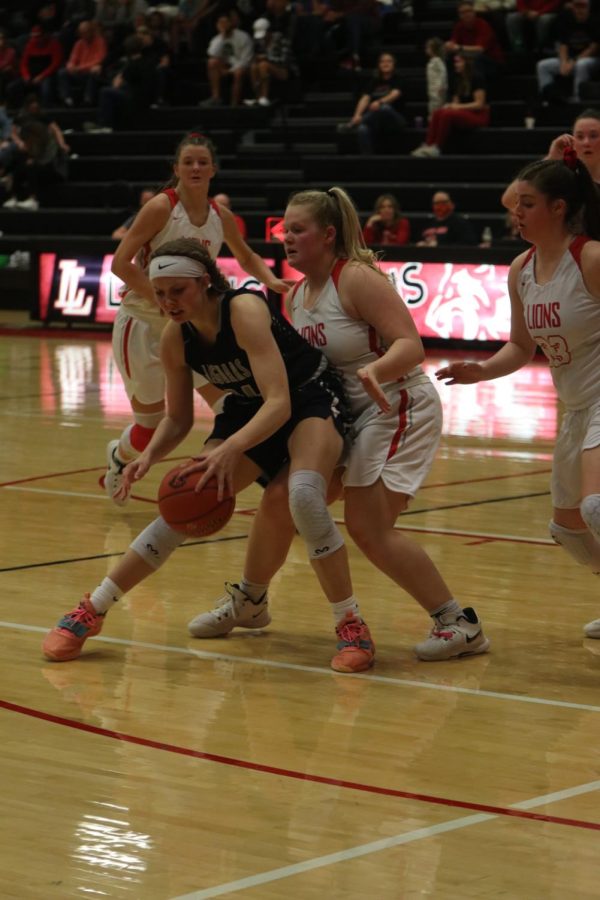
left=200, top=10, right=253, bottom=107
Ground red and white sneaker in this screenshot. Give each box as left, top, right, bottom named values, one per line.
left=42, top=594, right=105, bottom=661
left=415, top=607, right=490, bottom=661
left=331, top=612, right=375, bottom=673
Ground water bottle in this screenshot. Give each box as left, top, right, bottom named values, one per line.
left=481, top=226, right=492, bottom=247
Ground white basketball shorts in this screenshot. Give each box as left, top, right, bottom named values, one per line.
left=112, top=306, right=207, bottom=405
left=342, top=380, right=443, bottom=496
left=552, top=399, right=600, bottom=509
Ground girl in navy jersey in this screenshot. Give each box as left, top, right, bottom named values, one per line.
left=42, top=239, right=370, bottom=670
left=105, top=132, right=291, bottom=508
left=190, top=186, right=489, bottom=663
left=437, top=153, right=600, bottom=641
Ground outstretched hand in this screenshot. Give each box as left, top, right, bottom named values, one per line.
left=357, top=364, right=391, bottom=412
left=114, top=457, right=151, bottom=502
left=267, top=277, right=297, bottom=294
left=435, top=361, right=485, bottom=385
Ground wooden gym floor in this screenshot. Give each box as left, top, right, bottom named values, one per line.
left=2, top=328, right=600, bottom=900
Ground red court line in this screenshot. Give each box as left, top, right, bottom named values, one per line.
left=422, top=467, right=552, bottom=489
left=2, top=698, right=599, bottom=833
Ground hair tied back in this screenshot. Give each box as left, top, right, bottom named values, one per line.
left=563, top=146, right=578, bottom=171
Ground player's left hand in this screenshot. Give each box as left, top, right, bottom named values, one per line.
left=357, top=364, right=390, bottom=412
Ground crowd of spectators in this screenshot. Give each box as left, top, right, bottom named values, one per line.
left=0, top=1, right=597, bottom=241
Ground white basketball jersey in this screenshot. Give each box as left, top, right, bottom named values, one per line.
left=290, top=258, right=429, bottom=416
left=519, top=235, right=600, bottom=410
left=121, top=189, right=224, bottom=323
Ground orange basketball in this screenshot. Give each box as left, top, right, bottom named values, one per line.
left=158, top=466, right=235, bottom=537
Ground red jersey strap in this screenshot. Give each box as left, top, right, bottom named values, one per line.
left=162, top=187, right=179, bottom=209
left=569, top=234, right=590, bottom=269
left=208, top=197, right=221, bottom=217
left=331, top=257, right=349, bottom=289
left=290, top=277, right=305, bottom=300
left=520, top=245, right=535, bottom=270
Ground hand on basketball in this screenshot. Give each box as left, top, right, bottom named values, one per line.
left=178, top=446, right=238, bottom=500
left=357, top=364, right=391, bottom=412
left=435, top=361, right=485, bottom=384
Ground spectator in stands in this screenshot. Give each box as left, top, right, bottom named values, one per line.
left=136, top=23, right=171, bottom=106
left=0, top=29, right=17, bottom=105
left=244, top=2, right=298, bottom=108
left=111, top=185, right=156, bottom=239
left=362, top=192, right=410, bottom=245
left=213, top=191, right=247, bottom=237
left=445, top=0, right=505, bottom=81
left=2, top=94, right=70, bottom=210
left=57, top=20, right=107, bottom=107
left=322, top=0, right=381, bottom=71
left=200, top=11, right=253, bottom=107
left=417, top=190, right=477, bottom=246
left=59, top=0, right=97, bottom=55
left=506, top=1, right=561, bottom=55
left=536, top=0, right=600, bottom=104
left=170, top=0, right=219, bottom=57
left=502, top=108, right=600, bottom=208
left=88, top=34, right=157, bottom=132
left=336, top=51, right=406, bottom=153
left=425, top=36, right=448, bottom=118
left=6, top=23, right=63, bottom=108
left=411, top=52, right=489, bottom=157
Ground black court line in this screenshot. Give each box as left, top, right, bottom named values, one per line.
left=400, top=490, right=551, bottom=516
left=0, top=533, right=249, bottom=574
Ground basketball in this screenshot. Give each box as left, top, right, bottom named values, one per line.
left=158, top=466, right=235, bottom=537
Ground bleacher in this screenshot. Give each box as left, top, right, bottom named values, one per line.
left=0, top=1, right=582, bottom=248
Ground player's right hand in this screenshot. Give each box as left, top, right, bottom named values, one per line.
left=435, top=361, right=485, bottom=384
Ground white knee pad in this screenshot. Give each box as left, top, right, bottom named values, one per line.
left=129, top=516, right=186, bottom=570
left=580, top=494, right=600, bottom=543
left=288, top=469, right=344, bottom=560
left=549, top=519, right=600, bottom=574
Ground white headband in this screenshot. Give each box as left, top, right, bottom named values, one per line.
left=148, top=255, right=207, bottom=280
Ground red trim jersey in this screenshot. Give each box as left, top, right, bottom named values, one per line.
left=519, top=235, right=600, bottom=410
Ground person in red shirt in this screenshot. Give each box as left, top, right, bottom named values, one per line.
left=506, top=1, right=562, bottom=54
left=362, top=193, right=410, bottom=245
left=445, top=1, right=504, bottom=80
left=57, top=20, right=107, bottom=107
left=0, top=29, right=17, bottom=105
left=7, top=24, right=63, bottom=108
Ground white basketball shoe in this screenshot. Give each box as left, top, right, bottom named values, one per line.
left=188, top=583, right=271, bottom=637
left=415, top=607, right=490, bottom=661
left=104, top=439, right=129, bottom=507
left=583, top=618, right=600, bottom=638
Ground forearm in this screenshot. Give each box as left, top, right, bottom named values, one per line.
left=369, top=337, right=424, bottom=384
left=140, top=415, right=193, bottom=466
left=239, top=250, right=277, bottom=288
left=226, top=397, right=290, bottom=454
left=478, top=341, right=535, bottom=380
left=114, top=261, right=155, bottom=303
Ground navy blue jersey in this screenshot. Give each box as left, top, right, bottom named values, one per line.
left=181, top=288, right=326, bottom=399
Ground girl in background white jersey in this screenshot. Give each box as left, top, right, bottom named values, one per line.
left=502, top=108, right=600, bottom=212
left=189, top=186, right=489, bottom=663
left=105, top=132, right=291, bottom=506
left=437, top=152, right=600, bottom=641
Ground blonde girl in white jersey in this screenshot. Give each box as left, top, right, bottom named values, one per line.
left=105, top=132, right=291, bottom=506
left=189, top=186, right=490, bottom=663
left=437, top=152, right=600, bottom=641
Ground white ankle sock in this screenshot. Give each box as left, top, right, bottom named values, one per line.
left=90, top=577, right=123, bottom=614
left=332, top=595, right=360, bottom=624
left=240, top=578, right=269, bottom=603
left=430, top=599, right=462, bottom=623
